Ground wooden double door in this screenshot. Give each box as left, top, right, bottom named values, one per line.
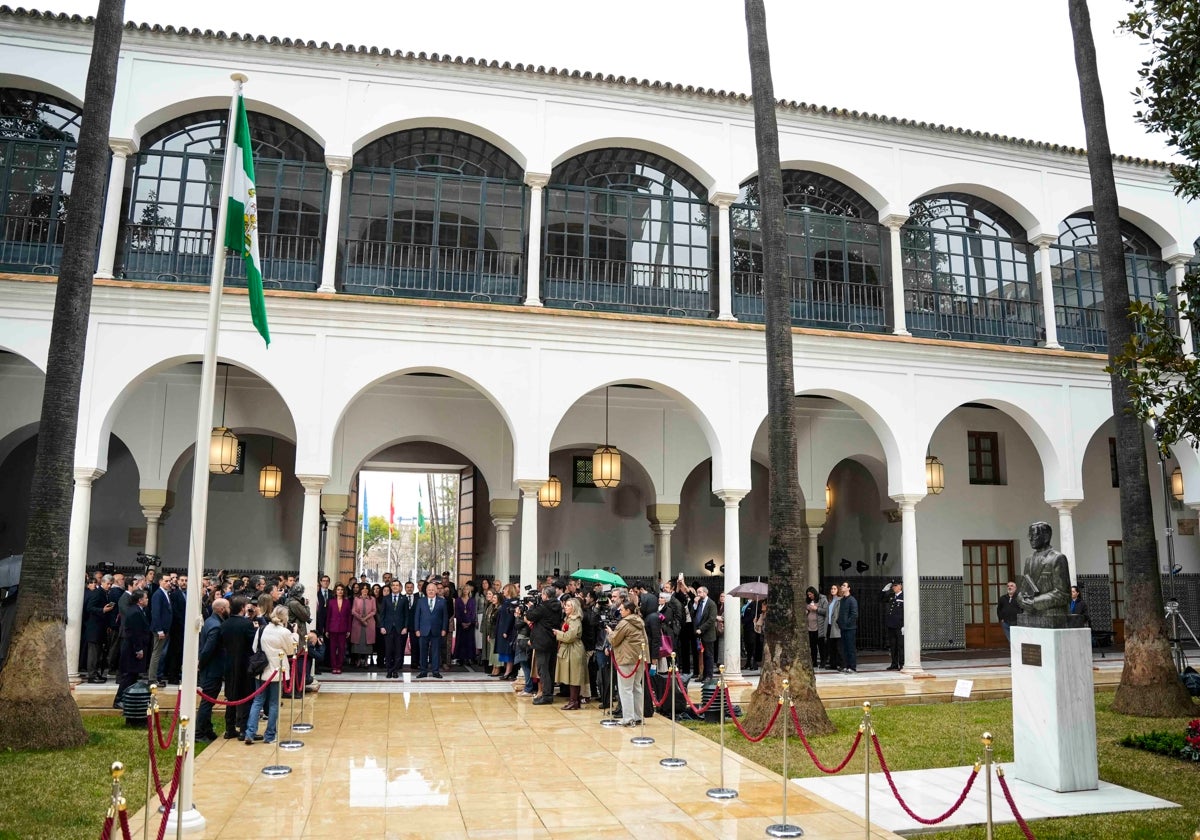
left=963, top=540, right=1016, bottom=648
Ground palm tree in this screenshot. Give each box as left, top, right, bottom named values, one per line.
left=0, top=0, right=127, bottom=750
left=1066, top=0, right=1192, bottom=716
left=740, top=0, right=833, bottom=735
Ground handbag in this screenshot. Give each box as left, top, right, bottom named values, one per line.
left=658, top=633, right=674, bottom=657
left=247, top=625, right=268, bottom=675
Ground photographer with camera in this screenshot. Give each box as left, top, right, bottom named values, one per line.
left=605, top=594, right=649, bottom=726
left=513, top=597, right=535, bottom=696
left=525, top=585, right=562, bottom=706
left=595, top=587, right=625, bottom=710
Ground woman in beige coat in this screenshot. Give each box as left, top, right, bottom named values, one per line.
left=554, top=597, right=586, bottom=710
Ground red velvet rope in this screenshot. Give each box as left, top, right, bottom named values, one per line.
left=152, top=693, right=181, bottom=751
left=195, top=670, right=278, bottom=705
left=996, top=770, right=1038, bottom=840
left=789, top=706, right=862, bottom=774
left=723, top=689, right=783, bottom=743
left=154, top=754, right=184, bottom=840
left=98, top=815, right=113, bottom=840
left=117, top=808, right=133, bottom=840
left=613, top=657, right=642, bottom=679
left=644, top=662, right=670, bottom=708
left=145, top=719, right=169, bottom=807
left=671, top=670, right=722, bottom=715
left=871, top=734, right=979, bottom=825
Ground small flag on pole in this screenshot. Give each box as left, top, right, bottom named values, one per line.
left=224, top=94, right=270, bottom=347
left=417, top=485, right=426, bottom=533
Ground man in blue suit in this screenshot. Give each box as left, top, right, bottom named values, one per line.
left=379, top=580, right=410, bottom=678
left=148, top=576, right=173, bottom=685
left=414, top=581, right=446, bottom=678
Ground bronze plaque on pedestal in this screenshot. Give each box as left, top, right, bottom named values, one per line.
left=1021, top=643, right=1042, bottom=667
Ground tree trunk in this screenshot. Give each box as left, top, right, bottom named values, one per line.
left=0, top=0, right=127, bottom=750
left=741, top=0, right=832, bottom=736
left=1067, top=0, right=1193, bottom=716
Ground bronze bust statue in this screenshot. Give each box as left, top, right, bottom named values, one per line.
left=1016, top=521, right=1072, bottom=628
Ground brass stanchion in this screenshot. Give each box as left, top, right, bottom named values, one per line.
left=144, top=686, right=154, bottom=840
left=765, top=680, right=803, bottom=838
left=173, top=716, right=188, bottom=840
left=983, top=732, right=994, bottom=840
left=706, top=665, right=737, bottom=800
left=862, top=702, right=872, bottom=840
left=279, top=654, right=304, bottom=751
left=601, top=649, right=622, bottom=728
left=631, top=652, right=654, bottom=746
left=660, top=652, right=686, bottom=768
left=292, top=649, right=313, bottom=733
left=108, top=761, right=125, bottom=823
left=261, top=660, right=292, bottom=777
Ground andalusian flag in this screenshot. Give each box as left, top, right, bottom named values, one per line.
left=417, top=486, right=426, bottom=533
left=223, top=95, right=270, bottom=347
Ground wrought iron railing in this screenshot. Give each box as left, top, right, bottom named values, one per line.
left=0, top=214, right=66, bottom=274
left=904, top=289, right=1041, bottom=345
left=541, top=255, right=714, bottom=317
left=1054, top=301, right=1179, bottom=351
left=120, top=225, right=321, bottom=290
left=732, top=271, right=889, bottom=331
left=341, top=241, right=523, bottom=303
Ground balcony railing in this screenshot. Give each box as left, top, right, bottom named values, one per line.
left=905, top=290, right=1041, bottom=345
left=341, top=241, right=523, bottom=303
left=732, top=272, right=889, bottom=332
left=542, top=255, right=714, bottom=317
left=1054, top=301, right=1179, bottom=352
left=120, top=225, right=321, bottom=291
left=0, top=214, right=65, bottom=274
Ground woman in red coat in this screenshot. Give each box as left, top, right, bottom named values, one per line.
left=326, top=583, right=353, bottom=674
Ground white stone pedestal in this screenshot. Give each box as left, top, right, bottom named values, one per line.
left=1010, top=626, right=1098, bottom=793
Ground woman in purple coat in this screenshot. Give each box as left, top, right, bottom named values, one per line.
left=453, top=586, right=477, bottom=665
left=326, top=583, right=353, bottom=674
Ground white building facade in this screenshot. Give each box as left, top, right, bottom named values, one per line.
left=1, top=8, right=1199, bottom=677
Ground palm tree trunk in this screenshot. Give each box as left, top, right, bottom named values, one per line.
left=741, top=0, right=832, bottom=735
left=1067, top=0, right=1192, bottom=716
left=0, top=0, right=126, bottom=750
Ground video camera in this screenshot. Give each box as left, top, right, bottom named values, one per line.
left=137, top=552, right=163, bottom=574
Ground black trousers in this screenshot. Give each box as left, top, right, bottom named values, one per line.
left=224, top=671, right=251, bottom=736
left=827, top=635, right=842, bottom=670
left=699, top=638, right=715, bottom=679
left=384, top=630, right=407, bottom=672
left=677, top=622, right=695, bottom=674
left=534, top=646, right=556, bottom=696
left=196, top=675, right=222, bottom=737
left=888, top=627, right=904, bottom=668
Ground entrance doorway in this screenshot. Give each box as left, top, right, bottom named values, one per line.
left=1108, top=540, right=1125, bottom=644
left=963, top=540, right=1015, bottom=647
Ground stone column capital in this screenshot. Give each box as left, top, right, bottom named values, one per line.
left=325, top=155, right=351, bottom=174
left=880, top=213, right=909, bottom=231
left=109, top=137, right=138, bottom=157
left=516, top=479, right=545, bottom=496
left=1047, top=498, right=1083, bottom=512
left=141, top=507, right=165, bottom=523
left=325, top=513, right=345, bottom=527
left=646, top=503, right=680, bottom=527
left=1029, top=233, right=1057, bottom=250
left=524, top=172, right=550, bottom=190
left=890, top=493, right=925, bottom=511
left=74, top=467, right=106, bottom=485
left=321, top=493, right=350, bottom=518
left=710, top=191, right=738, bottom=209
left=296, top=474, right=329, bottom=494
left=492, top=516, right=516, bottom=531
left=1166, top=253, right=1195, bottom=268
left=714, top=489, right=750, bottom=507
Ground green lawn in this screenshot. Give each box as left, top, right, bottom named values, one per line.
left=0, top=713, right=220, bottom=840
left=684, top=690, right=1200, bottom=839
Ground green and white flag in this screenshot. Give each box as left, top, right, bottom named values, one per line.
left=224, top=94, right=270, bottom=347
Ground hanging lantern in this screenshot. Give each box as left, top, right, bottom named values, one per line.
left=925, top=454, right=945, bottom=495
left=209, top=426, right=238, bottom=475
left=259, top=463, right=283, bottom=498
left=825, top=484, right=833, bottom=514
left=1171, top=466, right=1184, bottom=502
left=538, top=475, right=562, bottom=508
left=592, top=445, right=622, bottom=489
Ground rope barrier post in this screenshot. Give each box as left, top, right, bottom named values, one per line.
left=660, top=652, right=686, bottom=768
left=631, top=653, right=654, bottom=746
left=292, top=650, right=313, bottom=733
left=279, top=654, right=304, bottom=751
left=262, top=659, right=292, bottom=777
left=765, top=680, right=803, bottom=838
left=983, top=732, right=994, bottom=840
left=144, top=687, right=154, bottom=840
left=863, top=701, right=872, bottom=840
left=173, top=717, right=188, bottom=840
left=601, top=648, right=622, bottom=728
left=706, top=665, right=738, bottom=800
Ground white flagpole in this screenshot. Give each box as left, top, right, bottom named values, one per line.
left=173, top=72, right=246, bottom=836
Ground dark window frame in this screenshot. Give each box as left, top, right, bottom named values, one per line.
left=967, top=430, right=1002, bottom=485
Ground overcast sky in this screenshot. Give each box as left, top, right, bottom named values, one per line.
left=48, top=0, right=1174, bottom=162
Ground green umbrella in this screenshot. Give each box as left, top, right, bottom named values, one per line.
left=569, top=568, right=627, bottom=587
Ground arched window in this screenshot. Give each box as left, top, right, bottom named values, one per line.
left=120, top=110, right=327, bottom=290
left=342, top=128, right=526, bottom=303
left=902, top=193, right=1039, bottom=345
left=543, top=148, right=712, bottom=317
left=731, top=171, right=885, bottom=331
left=0, top=88, right=81, bottom=273
left=1046, top=213, right=1172, bottom=350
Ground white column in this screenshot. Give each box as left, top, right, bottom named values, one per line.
left=1033, top=235, right=1062, bottom=349
left=323, top=513, right=343, bottom=580
left=892, top=494, right=925, bottom=675
left=882, top=214, right=910, bottom=336
left=517, top=480, right=543, bottom=590
left=651, top=523, right=676, bottom=583
left=524, top=173, right=549, bottom=307
left=318, top=156, right=350, bottom=294
left=66, top=467, right=104, bottom=679
left=142, top=507, right=163, bottom=556
left=1050, top=500, right=1082, bottom=585
left=296, top=475, right=328, bottom=592
left=492, top=516, right=514, bottom=585
left=806, top=526, right=822, bottom=588
left=94, top=138, right=136, bottom=279
left=712, top=192, right=737, bottom=321
left=718, top=490, right=748, bottom=681
left=1169, top=256, right=1194, bottom=356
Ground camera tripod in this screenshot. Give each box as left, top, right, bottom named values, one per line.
left=1164, top=599, right=1199, bottom=675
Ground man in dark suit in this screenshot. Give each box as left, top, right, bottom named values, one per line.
left=219, top=596, right=257, bottom=740
left=84, top=578, right=113, bottom=683
left=148, top=576, right=173, bottom=685
left=105, top=573, right=125, bottom=676
left=693, top=586, right=717, bottom=680
left=837, top=581, right=859, bottom=673
left=997, top=580, right=1022, bottom=641
left=414, top=581, right=447, bottom=678
left=195, top=598, right=228, bottom=742
left=379, top=580, right=409, bottom=678
left=885, top=581, right=904, bottom=671
left=525, top=585, right=563, bottom=705
left=114, top=589, right=150, bottom=709
left=166, top=575, right=187, bottom=684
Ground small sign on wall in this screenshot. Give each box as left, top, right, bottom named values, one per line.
left=1177, top=518, right=1197, bottom=536
left=128, top=527, right=146, bottom=547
